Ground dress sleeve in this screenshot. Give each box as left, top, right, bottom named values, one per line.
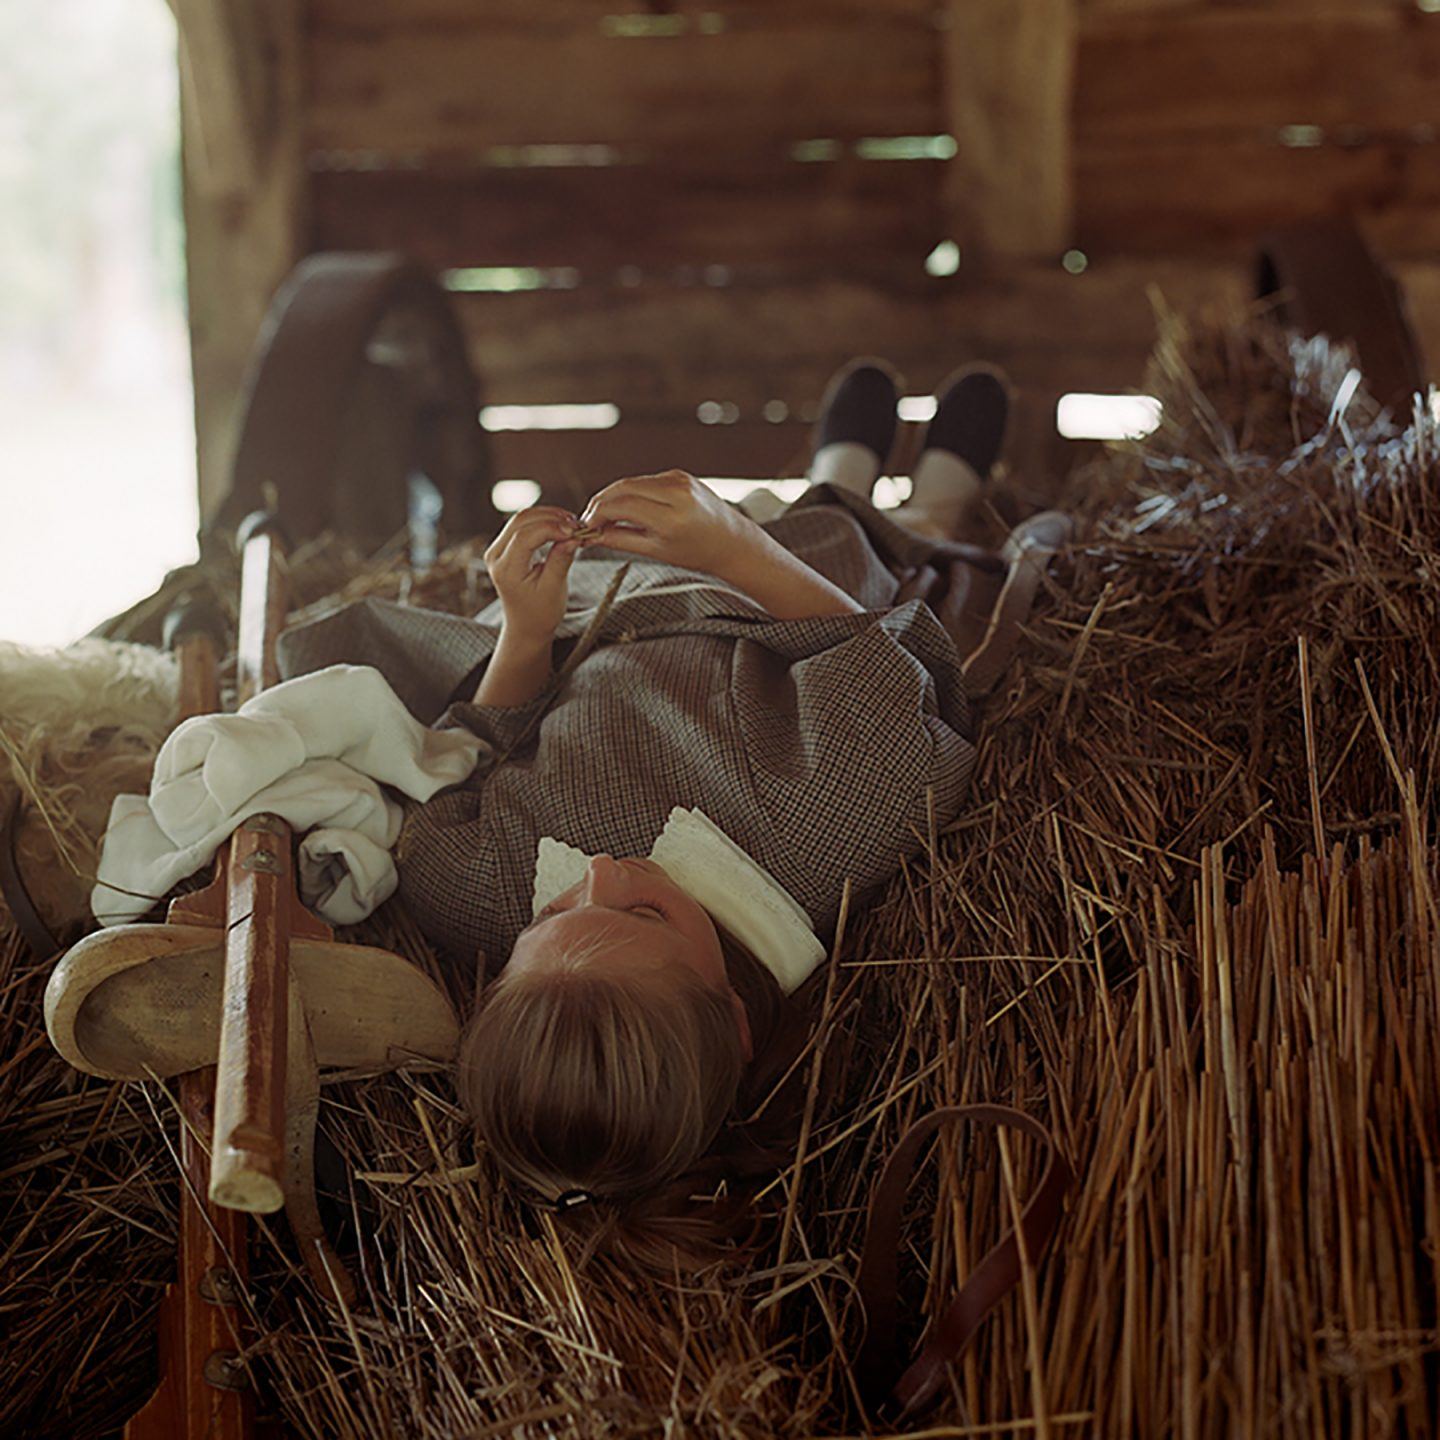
left=727, top=600, right=978, bottom=913
left=435, top=691, right=552, bottom=757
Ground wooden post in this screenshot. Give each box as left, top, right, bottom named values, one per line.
left=940, top=0, right=1078, bottom=261
left=176, top=0, right=307, bottom=527
left=208, top=520, right=293, bottom=1213
left=125, top=621, right=255, bottom=1440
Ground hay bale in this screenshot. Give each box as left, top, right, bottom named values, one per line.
left=0, top=639, right=178, bottom=939
left=3, top=302, right=1439, bottom=1436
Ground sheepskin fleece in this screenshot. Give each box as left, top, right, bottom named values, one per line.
left=0, top=639, right=178, bottom=938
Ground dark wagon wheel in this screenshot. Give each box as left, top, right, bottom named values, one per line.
left=1255, top=219, right=1429, bottom=419
left=211, top=252, right=501, bottom=555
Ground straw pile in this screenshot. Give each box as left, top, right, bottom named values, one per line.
left=2, top=298, right=1437, bottom=1437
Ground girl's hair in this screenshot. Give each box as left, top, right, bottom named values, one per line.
left=457, top=919, right=819, bottom=1278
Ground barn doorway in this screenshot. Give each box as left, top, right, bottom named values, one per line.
left=0, top=0, right=198, bottom=647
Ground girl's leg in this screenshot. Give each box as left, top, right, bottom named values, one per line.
left=740, top=358, right=899, bottom=525
left=804, top=358, right=901, bottom=500
left=890, top=365, right=1010, bottom=540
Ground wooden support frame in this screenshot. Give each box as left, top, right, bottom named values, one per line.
left=941, top=0, right=1078, bottom=260
left=177, top=0, right=307, bottom=526
left=172, top=0, right=273, bottom=196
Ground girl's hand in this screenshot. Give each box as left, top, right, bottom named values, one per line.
left=483, top=505, right=583, bottom=644
left=574, top=469, right=764, bottom=579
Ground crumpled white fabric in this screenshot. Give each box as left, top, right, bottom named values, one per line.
left=92, top=665, right=483, bottom=927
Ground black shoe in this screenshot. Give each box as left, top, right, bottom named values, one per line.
left=811, top=357, right=903, bottom=473
left=920, top=364, right=1012, bottom=478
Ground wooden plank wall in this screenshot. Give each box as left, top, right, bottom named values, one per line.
left=186, top=0, right=1440, bottom=518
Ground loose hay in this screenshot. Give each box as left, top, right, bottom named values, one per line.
left=2, top=300, right=1438, bottom=1437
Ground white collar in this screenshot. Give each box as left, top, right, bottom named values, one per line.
left=530, top=806, right=825, bottom=995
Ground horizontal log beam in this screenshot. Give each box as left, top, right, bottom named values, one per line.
left=1079, top=1, right=1404, bottom=11
left=307, top=6, right=1440, bottom=159
left=455, top=262, right=1251, bottom=413
left=309, top=0, right=941, bottom=26
left=1076, top=11, right=1440, bottom=139
left=310, top=157, right=943, bottom=274
left=308, top=20, right=941, bottom=154
left=1077, top=137, right=1440, bottom=258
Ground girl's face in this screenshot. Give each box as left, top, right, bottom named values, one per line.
left=506, top=854, right=753, bottom=1061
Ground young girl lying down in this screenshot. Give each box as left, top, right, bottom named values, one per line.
left=276, top=358, right=1071, bottom=1275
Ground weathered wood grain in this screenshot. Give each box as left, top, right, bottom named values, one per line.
left=308, top=0, right=943, bottom=32
left=454, top=263, right=1251, bottom=412
left=210, top=816, right=291, bottom=1214
left=941, top=0, right=1077, bottom=258
left=1080, top=0, right=1405, bottom=12
left=173, top=0, right=273, bottom=194
left=478, top=256, right=1439, bottom=507
left=1076, top=10, right=1440, bottom=138
left=310, top=157, right=944, bottom=273
left=463, top=261, right=1259, bottom=500
left=1077, top=137, right=1440, bottom=258
left=306, top=20, right=942, bottom=153
left=182, top=0, right=306, bottom=524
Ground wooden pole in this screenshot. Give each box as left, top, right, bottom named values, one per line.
left=209, top=521, right=293, bottom=1212
left=126, top=616, right=255, bottom=1440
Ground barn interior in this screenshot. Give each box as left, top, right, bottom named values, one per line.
left=4, top=1, right=1440, bottom=1436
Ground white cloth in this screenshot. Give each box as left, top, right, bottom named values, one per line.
left=92, top=665, right=482, bottom=927
left=532, top=806, right=827, bottom=995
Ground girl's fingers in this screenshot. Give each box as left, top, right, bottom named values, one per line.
left=494, top=505, right=574, bottom=536
left=490, top=513, right=576, bottom=564
left=549, top=537, right=581, bottom=567
left=506, top=509, right=576, bottom=541
left=579, top=493, right=670, bottom=530
left=526, top=535, right=581, bottom=576
left=580, top=475, right=677, bottom=518
left=574, top=524, right=659, bottom=558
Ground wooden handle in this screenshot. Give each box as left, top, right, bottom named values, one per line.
left=209, top=816, right=292, bottom=1213
left=210, top=516, right=292, bottom=1213
left=127, top=600, right=256, bottom=1438
left=235, top=522, right=287, bottom=704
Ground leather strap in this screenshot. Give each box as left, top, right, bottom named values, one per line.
left=854, top=1104, right=1073, bottom=1425
left=0, top=788, right=60, bottom=958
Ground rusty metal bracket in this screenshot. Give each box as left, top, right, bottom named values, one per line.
left=198, top=1265, right=242, bottom=1307
left=203, top=1351, right=250, bottom=1392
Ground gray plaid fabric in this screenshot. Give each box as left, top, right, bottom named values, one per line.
left=277, top=483, right=1004, bottom=973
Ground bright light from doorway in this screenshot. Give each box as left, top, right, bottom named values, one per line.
left=481, top=404, right=621, bottom=431
left=897, top=395, right=939, bottom=422
left=0, top=0, right=198, bottom=647
left=491, top=479, right=543, bottom=512
left=1057, top=394, right=1163, bottom=441
left=698, top=477, right=810, bottom=505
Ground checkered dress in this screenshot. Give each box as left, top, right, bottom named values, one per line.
left=276, top=483, right=1007, bottom=975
